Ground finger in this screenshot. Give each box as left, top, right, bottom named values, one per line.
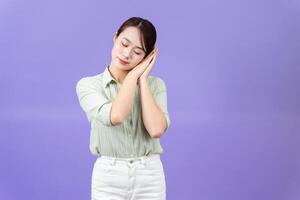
left=138, top=48, right=157, bottom=68
left=151, top=49, right=158, bottom=60
left=148, top=50, right=157, bottom=62
left=145, top=52, right=155, bottom=62
left=145, top=48, right=157, bottom=60
left=144, top=55, right=154, bottom=66
left=150, top=52, right=157, bottom=64
left=147, top=53, right=157, bottom=68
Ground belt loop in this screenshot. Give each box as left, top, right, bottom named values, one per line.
left=110, top=157, right=117, bottom=166
left=140, top=156, right=146, bottom=166
left=127, top=161, right=131, bottom=169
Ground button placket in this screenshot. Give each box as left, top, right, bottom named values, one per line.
left=125, top=92, right=136, bottom=158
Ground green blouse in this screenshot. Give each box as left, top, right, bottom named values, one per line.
left=76, top=66, right=171, bottom=158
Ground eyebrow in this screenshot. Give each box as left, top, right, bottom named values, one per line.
left=123, top=37, right=145, bottom=52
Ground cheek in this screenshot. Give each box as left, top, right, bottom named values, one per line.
left=131, top=57, right=144, bottom=67
left=112, top=44, right=121, bottom=56
left=137, top=56, right=145, bottom=64
left=134, top=54, right=144, bottom=62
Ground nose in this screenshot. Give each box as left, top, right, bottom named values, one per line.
left=122, top=48, right=132, bottom=60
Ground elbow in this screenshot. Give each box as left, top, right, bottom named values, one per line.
left=149, top=130, right=164, bottom=138
left=110, top=113, right=124, bottom=126
left=149, top=122, right=167, bottom=138
left=147, top=121, right=167, bottom=138
left=110, top=102, right=127, bottom=126
left=151, top=133, right=162, bottom=138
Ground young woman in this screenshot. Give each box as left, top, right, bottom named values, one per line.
left=76, top=17, right=171, bottom=200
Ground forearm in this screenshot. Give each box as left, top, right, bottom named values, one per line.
left=139, top=78, right=166, bottom=138
left=111, top=73, right=138, bottom=125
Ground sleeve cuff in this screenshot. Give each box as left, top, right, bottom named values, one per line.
left=97, top=101, right=113, bottom=126
left=163, top=112, right=171, bottom=132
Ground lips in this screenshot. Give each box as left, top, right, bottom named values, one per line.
left=118, top=58, right=129, bottom=65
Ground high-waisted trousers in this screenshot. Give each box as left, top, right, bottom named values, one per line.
left=91, top=154, right=166, bottom=200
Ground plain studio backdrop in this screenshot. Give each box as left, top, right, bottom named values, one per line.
left=0, top=0, right=299, bottom=199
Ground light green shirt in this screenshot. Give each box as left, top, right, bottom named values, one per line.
left=76, top=66, right=171, bottom=158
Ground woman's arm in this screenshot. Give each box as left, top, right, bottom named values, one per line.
left=138, top=48, right=168, bottom=138
left=110, top=49, right=157, bottom=126
left=110, top=73, right=138, bottom=125
left=139, top=78, right=167, bottom=138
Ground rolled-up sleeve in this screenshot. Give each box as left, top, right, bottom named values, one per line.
left=153, top=78, right=171, bottom=131
left=76, top=78, right=113, bottom=126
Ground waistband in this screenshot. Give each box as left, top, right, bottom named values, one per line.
left=97, top=154, right=160, bottom=166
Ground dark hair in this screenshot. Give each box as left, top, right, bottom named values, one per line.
left=116, top=17, right=157, bottom=58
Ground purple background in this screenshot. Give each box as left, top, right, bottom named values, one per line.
left=1, top=0, right=300, bottom=199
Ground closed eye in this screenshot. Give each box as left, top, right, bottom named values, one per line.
left=122, top=42, right=142, bottom=55
left=121, top=42, right=128, bottom=47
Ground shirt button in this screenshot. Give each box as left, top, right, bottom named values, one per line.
left=129, top=160, right=134, bottom=164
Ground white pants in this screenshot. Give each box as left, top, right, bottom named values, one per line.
left=91, top=154, right=166, bottom=200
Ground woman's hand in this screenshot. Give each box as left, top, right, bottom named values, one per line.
left=139, top=48, right=157, bottom=81
left=128, top=48, right=157, bottom=79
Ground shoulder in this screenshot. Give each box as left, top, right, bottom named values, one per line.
left=76, top=73, right=104, bottom=91
left=148, top=75, right=167, bottom=92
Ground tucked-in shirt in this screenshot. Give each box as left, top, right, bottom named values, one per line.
left=76, top=66, right=171, bottom=158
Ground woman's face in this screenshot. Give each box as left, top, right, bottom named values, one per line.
left=111, top=26, right=146, bottom=71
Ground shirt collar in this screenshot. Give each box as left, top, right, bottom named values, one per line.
left=102, top=65, right=116, bottom=88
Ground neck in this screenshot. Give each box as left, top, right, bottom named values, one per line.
left=108, top=64, right=129, bottom=84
